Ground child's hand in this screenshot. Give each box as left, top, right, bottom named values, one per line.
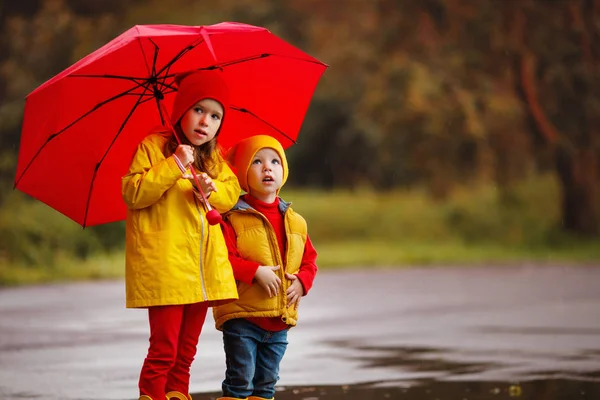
left=187, top=172, right=218, bottom=197
left=175, top=144, right=194, bottom=167
left=285, top=273, right=304, bottom=309
left=254, top=265, right=281, bottom=298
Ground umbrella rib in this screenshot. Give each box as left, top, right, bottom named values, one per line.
left=156, top=37, right=205, bottom=77
left=217, top=53, right=327, bottom=69
left=149, top=41, right=172, bottom=96
left=160, top=53, right=326, bottom=81
left=217, top=53, right=270, bottom=68
left=14, top=82, right=147, bottom=189
left=140, top=95, right=158, bottom=105
left=82, top=84, right=152, bottom=227
left=277, top=53, right=328, bottom=67
left=157, top=74, right=171, bottom=93
left=125, top=92, right=159, bottom=98
left=159, top=79, right=177, bottom=92
left=137, top=37, right=153, bottom=77
left=149, top=37, right=160, bottom=78
left=230, top=106, right=296, bottom=145
left=159, top=55, right=264, bottom=81
left=70, top=74, right=150, bottom=82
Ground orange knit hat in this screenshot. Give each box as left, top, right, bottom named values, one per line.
left=226, top=135, right=289, bottom=193
left=170, top=69, right=231, bottom=126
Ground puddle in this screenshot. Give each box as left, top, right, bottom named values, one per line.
left=193, top=343, right=600, bottom=399
left=195, top=379, right=600, bottom=399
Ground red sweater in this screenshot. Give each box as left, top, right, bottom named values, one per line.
left=221, top=194, right=318, bottom=331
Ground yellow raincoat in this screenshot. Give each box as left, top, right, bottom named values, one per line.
left=122, top=131, right=240, bottom=308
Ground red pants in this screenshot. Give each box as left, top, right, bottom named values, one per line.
left=139, top=302, right=209, bottom=399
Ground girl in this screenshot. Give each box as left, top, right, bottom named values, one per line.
left=122, top=69, right=241, bottom=400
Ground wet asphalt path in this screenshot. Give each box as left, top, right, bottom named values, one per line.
left=0, top=265, right=599, bottom=400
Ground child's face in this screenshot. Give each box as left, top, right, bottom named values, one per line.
left=179, top=98, right=224, bottom=146
left=247, top=148, right=284, bottom=202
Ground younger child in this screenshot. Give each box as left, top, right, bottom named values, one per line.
left=214, top=135, right=318, bottom=400
left=122, top=69, right=241, bottom=400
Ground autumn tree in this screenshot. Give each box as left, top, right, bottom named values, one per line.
left=508, top=0, right=600, bottom=235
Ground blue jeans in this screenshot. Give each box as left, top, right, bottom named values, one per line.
left=221, top=319, right=288, bottom=399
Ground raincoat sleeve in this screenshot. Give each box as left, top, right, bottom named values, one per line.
left=208, top=160, right=241, bottom=214
left=121, top=140, right=183, bottom=209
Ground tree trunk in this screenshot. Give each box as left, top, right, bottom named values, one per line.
left=555, top=147, right=599, bottom=235
left=517, top=50, right=599, bottom=235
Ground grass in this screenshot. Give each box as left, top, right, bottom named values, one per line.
left=314, top=239, right=600, bottom=268
left=0, top=251, right=125, bottom=286
left=1, top=174, right=599, bottom=286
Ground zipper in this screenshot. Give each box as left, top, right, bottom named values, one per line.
left=247, top=208, right=286, bottom=310
left=281, top=213, right=290, bottom=313
left=195, top=197, right=208, bottom=301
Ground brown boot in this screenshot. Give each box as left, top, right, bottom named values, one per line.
left=217, top=397, right=247, bottom=400
left=166, top=391, right=193, bottom=400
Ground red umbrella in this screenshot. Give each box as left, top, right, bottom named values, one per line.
left=14, top=22, right=327, bottom=227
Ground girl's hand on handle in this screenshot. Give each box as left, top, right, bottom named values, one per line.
left=285, top=273, right=304, bottom=309
left=175, top=144, right=194, bottom=167
left=254, top=265, right=281, bottom=298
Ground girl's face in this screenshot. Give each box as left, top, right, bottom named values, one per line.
left=247, top=148, right=284, bottom=203
left=179, top=98, right=224, bottom=146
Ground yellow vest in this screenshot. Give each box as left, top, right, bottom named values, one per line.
left=122, top=131, right=241, bottom=308
left=213, top=199, right=307, bottom=329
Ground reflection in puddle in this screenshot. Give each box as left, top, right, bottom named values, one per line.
left=327, top=340, right=600, bottom=381
left=337, top=343, right=500, bottom=375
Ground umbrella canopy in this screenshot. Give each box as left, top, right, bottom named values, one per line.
left=14, top=22, right=327, bottom=227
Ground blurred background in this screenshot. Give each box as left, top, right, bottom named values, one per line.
left=1, top=0, right=599, bottom=285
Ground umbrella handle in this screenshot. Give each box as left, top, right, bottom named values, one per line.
left=158, top=101, right=222, bottom=225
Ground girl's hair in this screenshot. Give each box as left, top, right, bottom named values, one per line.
left=165, top=125, right=223, bottom=178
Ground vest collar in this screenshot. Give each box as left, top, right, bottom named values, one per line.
left=232, top=196, right=292, bottom=215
